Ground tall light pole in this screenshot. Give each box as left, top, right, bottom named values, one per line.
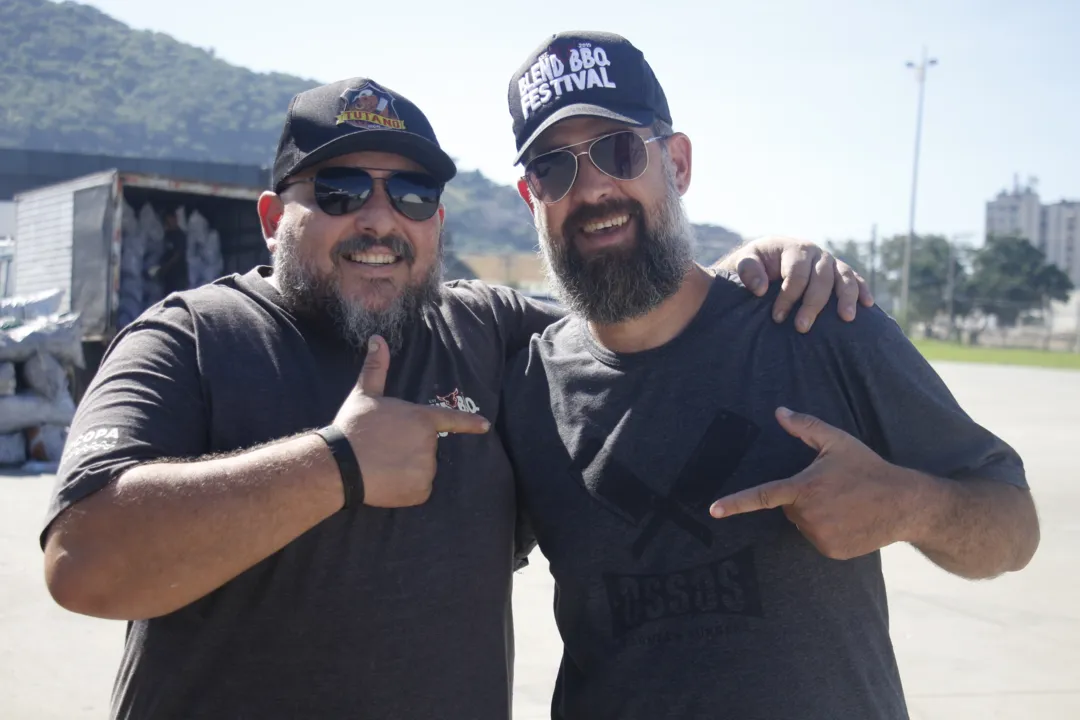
left=900, top=47, right=938, bottom=332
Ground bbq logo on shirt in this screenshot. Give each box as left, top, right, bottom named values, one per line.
left=428, top=389, right=480, bottom=438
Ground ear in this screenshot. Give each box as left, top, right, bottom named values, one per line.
left=438, top=205, right=445, bottom=224
left=517, top=178, right=536, bottom=214
left=257, top=192, right=284, bottom=252
left=664, top=133, right=693, bottom=196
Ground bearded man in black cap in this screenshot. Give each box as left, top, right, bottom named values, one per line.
left=501, top=31, right=1040, bottom=720
left=41, top=75, right=870, bottom=719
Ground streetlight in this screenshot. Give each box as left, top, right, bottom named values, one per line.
left=900, top=47, right=938, bottom=332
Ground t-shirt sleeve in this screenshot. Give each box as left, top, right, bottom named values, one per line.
left=833, top=310, right=1027, bottom=489
left=445, top=280, right=565, bottom=359
left=42, top=298, right=210, bottom=547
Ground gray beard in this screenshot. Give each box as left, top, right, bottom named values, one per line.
left=538, top=179, right=696, bottom=325
left=272, top=228, right=443, bottom=354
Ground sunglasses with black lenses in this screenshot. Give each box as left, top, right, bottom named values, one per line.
left=280, top=166, right=443, bottom=222
left=524, top=130, right=669, bottom=204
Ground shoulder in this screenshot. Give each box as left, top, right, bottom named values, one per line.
left=504, top=314, right=581, bottom=391
left=710, top=270, right=898, bottom=355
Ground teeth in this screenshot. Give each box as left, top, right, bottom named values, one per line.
left=583, top=215, right=630, bottom=233
left=346, top=252, right=398, bottom=265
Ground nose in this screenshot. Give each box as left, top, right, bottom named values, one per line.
left=352, top=178, right=400, bottom=238
left=568, top=149, right=618, bottom=205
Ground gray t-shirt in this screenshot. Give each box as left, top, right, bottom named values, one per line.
left=44, top=267, right=561, bottom=720
left=501, top=274, right=1027, bottom=720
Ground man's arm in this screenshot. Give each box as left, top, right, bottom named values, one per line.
left=44, top=332, right=488, bottom=621
left=906, top=470, right=1039, bottom=579
left=711, top=408, right=1039, bottom=580
left=45, top=434, right=345, bottom=620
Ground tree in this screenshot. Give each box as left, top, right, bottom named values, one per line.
left=967, top=236, right=1074, bottom=327
left=825, top=239, right=870, bottom=278
left=876, top=234, right=970, bottom=328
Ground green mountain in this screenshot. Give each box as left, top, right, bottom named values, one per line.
left=0, top=0, right=313, bottom=164
left=0, top=0, right=741, bottom=258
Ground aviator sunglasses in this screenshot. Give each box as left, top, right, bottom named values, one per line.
left=523, top=130, right=669, bottom=204
left=279, top=166, right=443, bottom=221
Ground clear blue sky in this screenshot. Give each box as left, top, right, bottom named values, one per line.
left=78, top=0, right=1080, bottom=245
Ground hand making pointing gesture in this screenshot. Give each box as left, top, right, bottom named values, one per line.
left=710, top=407, right=927, bottom=560
left=331, top=335, right=491, bottom=508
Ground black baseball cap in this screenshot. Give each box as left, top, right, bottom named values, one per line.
left=272, top=77, right=457, bottom=191
left=508, top=31, right=672, bottom=165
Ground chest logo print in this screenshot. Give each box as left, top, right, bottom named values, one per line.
left=429, top=389, right=481, bottom=438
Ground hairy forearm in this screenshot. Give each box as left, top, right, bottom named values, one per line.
left=44, top=433, right=344, bottom=620
left=904, top=470, right=1040, bottom=580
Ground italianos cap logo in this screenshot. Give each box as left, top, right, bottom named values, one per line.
left=336, top=81, right=407, bottom=131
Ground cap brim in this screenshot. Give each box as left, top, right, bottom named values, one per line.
left=281, top=130, right=457, bottom=188
left=513, top=104, right=655, bottom=165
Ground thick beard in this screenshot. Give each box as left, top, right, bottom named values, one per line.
left=272, top=225, right=443, bottom=354
left=537, top=169, right=696, bottom=325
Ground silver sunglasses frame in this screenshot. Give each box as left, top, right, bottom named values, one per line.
left=524, top=130, right=669, bottom=204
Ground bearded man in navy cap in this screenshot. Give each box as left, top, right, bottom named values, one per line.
left=502, top=31, right=1039, bottom=720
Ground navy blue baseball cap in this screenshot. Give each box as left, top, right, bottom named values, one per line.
left=509, top=31, right=672, bottom=164
left=272, top=77, right=457, bottom=191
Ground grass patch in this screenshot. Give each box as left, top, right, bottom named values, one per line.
left=912, top=339, right=1080, bottom=370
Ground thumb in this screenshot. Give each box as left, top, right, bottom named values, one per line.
left=357, top=335, right=389, bottom=397
left=775, top=406, right=842, bottom=453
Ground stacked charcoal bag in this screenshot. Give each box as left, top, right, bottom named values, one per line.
left=185, top=209, right=224, bottom=288
left=117, top=201, right=146, bottom=329
left=0, top=291, right=83, bottom=469
left=140, top=203, right=166, bottom=307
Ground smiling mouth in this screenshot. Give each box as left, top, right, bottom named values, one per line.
left=341, top=250, right=402, bottom=267
left=581, top=214, right=631, bottom=234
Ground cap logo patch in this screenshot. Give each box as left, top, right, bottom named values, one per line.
left=517, top=42, right=618, bottom=121
left=336, top=81, right=407, bottom=131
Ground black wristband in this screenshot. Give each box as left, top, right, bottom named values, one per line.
left=315, top=425, right=364, bottom=509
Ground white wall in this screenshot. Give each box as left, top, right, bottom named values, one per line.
left=0, top=201, right=14, bottom=239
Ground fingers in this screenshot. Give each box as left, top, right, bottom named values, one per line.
left=856, top=271, right=875, bottom=308
left=424, top=406, right=492, bottom=435
left=833, top=260, right=860, bottom=322
left=357, top=335, right=389, bottom=397
left=735, top=255, right=769, bottom=296
left=774, top=406, right=842, bottom=452
left=791, top=252, right=835, bottom=333
left=772, top=246, right=814, bottom=324
left=710, top=477, right=802, bottom=518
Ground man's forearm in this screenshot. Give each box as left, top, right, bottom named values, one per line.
left=44, top=433, right=344, bottom=620
left=904, top=470, right=1040, bottom=580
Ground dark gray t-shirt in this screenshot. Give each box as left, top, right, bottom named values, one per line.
left=44, top=267, right=561, bottom=720
left=501, top=274, right=1026, bottom=720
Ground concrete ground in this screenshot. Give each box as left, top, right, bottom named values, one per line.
left=1, top=361, right=1077, bottom=719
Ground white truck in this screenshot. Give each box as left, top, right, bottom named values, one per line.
left=13, top=170, right=268, bottom=399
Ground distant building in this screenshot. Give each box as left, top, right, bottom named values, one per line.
left=459, top=252, right=548, bottom=295
left=1042, top=201, right=1080, bottom=284
left=985, top=177, right=1080, bottom=285
left=985, top=181, right=1042, bottom=249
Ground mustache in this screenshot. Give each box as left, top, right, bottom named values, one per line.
left=562, top=198, right=642, bottom=237
left=332, top=234, right=415, bottom=265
